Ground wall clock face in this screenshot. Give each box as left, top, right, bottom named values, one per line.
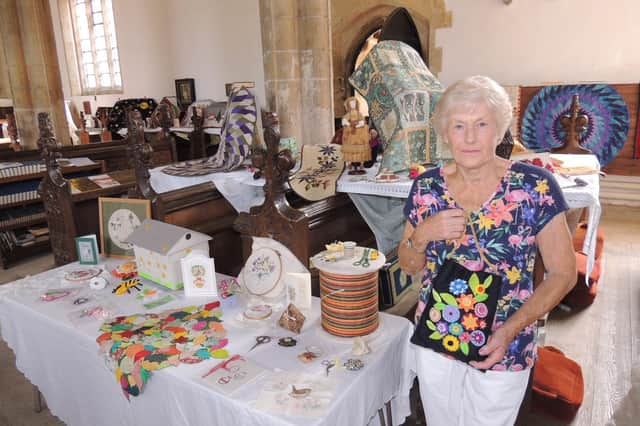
left=108, top=208, right=141, bottom=250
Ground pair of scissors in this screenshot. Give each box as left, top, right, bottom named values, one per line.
left=249, top=335, right=271, bottom=352
left=321, top=359, right=335, bottom=376
left=353, top=249, right=370, bottom=267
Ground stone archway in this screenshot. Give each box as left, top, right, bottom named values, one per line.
left=331, top=0, right=451, bottom=120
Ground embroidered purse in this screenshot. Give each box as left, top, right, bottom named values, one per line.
left=410, top=213, right=503, bottom=364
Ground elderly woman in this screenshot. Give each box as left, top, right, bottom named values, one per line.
left=398, top=76, right=576, bottom=426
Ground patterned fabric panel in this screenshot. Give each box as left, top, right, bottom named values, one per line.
left=349, top=40, right=445, bottom=174
left=108, top=98, right=158, bottom=133
left=520, top=84, right=630, bottom=166
left=210, top=87, right=257, bottom=171
left=289, top=144, right=344, bottom=201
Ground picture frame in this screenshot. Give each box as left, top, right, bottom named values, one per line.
left=98, top=197, right=151, bottom=259
left=75, top=234, right=99, bottom=265
left=181, top=253, right=217, bottom=298
left=225, top=81, right=255, bottom=97
left=175, top=78, right=196, bottom=110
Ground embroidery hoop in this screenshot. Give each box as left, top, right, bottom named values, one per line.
left=242, top=247, right=283, bottom=297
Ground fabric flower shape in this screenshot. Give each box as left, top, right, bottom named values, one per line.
left=474, top=302, right=488, bottom=318
left=429, top=307, right=442, bottom=323
left=449, top=279, right=468, bottom=296
left=459, top=332, right=471, bottom=343
left=475, top=285, right=486, bottom=295
left=448, top=322, right=463, bottom=336
left=470, top=330, right=486, bottom=347
left=442, top=335, right=460, bottom=352
left=442, top=305, right=460, bottom=323
left=461, top=313, right=479, bottom=331
left=457, top=294, right=476, bottom=313
left=436, top=321, right=449, bottom=334
left=478, top=319, right=487, bottom=329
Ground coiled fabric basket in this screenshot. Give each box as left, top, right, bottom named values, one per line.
left=320, top=270, right=379, bottom=337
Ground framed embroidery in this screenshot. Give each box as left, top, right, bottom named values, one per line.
left=75, top=234, right=99, bottom=265
left=242, top=247, right=283, bottom=297
left=180, top=253, right=217, bottom=298
left=98, top=197, right=151, bottom=258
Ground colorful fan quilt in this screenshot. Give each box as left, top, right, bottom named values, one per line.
left=349, top=40, right=445, bottom=174
left=520, top=84, right=630, bottom=166
left=108, top=98, right=158, bottom=134
left=96, top=301, right=229, bottom=398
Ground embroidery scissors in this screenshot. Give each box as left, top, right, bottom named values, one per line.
left=352, top=249, right=370, bottom=267
left=321, top=359, right=335, bottom=376
left=249, top=335, right=271, bottom=352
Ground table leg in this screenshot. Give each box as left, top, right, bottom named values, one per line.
left=385, top=400, right=393, bottom=425
left=378, top=408, right=385, bottom=425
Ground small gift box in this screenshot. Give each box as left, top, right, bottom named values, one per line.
left=278, top=303, right=306, bottom=334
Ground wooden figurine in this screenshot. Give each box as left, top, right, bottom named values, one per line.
left=341, top=97, right=370, bottom=175
left=552, top=95, right=592, bottom=155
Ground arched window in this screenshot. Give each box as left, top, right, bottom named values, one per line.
left=58, top=0, right=122, bottom=95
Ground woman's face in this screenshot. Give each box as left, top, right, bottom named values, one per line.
left=445, top=102, right=498, bottom=170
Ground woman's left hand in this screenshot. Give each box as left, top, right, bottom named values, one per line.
left=469, top=326, right=513, bottom=370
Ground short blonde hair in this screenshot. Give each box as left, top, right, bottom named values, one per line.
left=432, top=76, right=512, bottom=144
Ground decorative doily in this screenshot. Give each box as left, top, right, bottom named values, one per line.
left=520, top=84, right=630, bottom=165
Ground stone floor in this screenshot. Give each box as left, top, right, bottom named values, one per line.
left=0, top=205, right=638, bottom=425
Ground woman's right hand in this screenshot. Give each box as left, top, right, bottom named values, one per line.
left=412, top=208, right=466, bottom=248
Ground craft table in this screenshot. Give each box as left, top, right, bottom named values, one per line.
left=337, top=154, right=601, bottom=284
left=0, top=260, right=416, bottom=426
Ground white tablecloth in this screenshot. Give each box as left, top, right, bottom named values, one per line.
left=149, top=166, right=265, bottom=213
left=337, top=154, right=601, bottom=284
left=0, top=261, right=416, bottom=426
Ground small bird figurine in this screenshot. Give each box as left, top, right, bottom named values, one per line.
left=289, top=385, right=311, bottom=399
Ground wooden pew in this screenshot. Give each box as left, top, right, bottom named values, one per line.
left=41, top=109, right=374, bottom=289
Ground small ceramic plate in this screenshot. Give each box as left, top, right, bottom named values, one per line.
left=64, top=267, right=102, bottom=282
left=242, top=247, right=283, bottom=296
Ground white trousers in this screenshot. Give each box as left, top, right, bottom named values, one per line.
left=415, top=346, right=530, bottom=426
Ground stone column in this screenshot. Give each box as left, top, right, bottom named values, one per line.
left=0, top=0, right=69, bottom=149
left=259, top=0, right=333, bottom=145
left=298, top=0, right=334, bottom=145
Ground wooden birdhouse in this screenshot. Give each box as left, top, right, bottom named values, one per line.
left=125, top=219, right=211, bottom=290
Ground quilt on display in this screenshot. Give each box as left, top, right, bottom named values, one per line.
left=96, top=301, right=229, bottom=398
left=108, top=98, right=158, bottom=134
left=289, top=144, right=344, bottom=201
left=349, top=40, right=445, bottom=173
left=520, top=84, right=630, bottom=166
left=161, top=87, right=257, bottom=176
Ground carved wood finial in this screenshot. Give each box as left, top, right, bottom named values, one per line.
left=37, top=112, right=77, bottom=266
left=553, top=94, right=592, bottom=155
left=7, top=113, right=21, bottom=151
left=189, top=107, right=206, bottom=159
left=126, top=110, right=156, bottom=200
left=234, top=112, right=309, bottom=266
left=37, top=112, right=62, bottom=170
left=157, top=103, right=173, bottom=130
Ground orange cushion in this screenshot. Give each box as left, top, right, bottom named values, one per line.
left=572, top=222, right=604, bottom=260
left=532, top=346, right=584, bottom=421
left=562, top=252, right=600, bottom=308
